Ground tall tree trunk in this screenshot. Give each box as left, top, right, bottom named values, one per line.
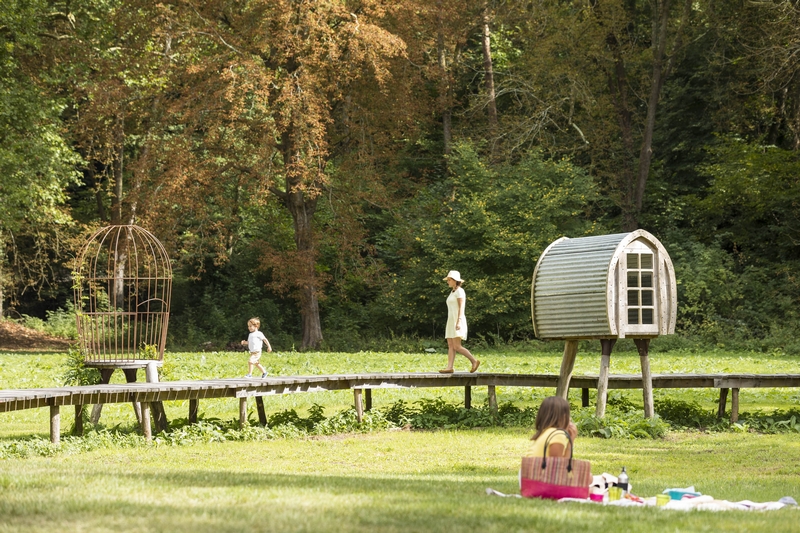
left=482, top=7, right=498, bottom=130
left=437, top=26, right=452, bottom=155
left=606, top=35, right=638, bottom=231
left=277, top=130, right=324, bottom=350
left=633, top=0, right=671, bottom=217
left=111, top=113, right=124, bottom=225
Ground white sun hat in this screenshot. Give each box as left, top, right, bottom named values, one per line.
left=443, top=270, right=463, bottom=282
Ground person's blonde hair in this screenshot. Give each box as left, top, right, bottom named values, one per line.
left=248, top=317, right=261, bottom=328
left=531, top=396, right=571, bottom=441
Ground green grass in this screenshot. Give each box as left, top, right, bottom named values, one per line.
left=1, top=348, right=799, bottom=532
left=0, top=430, right=798, bottom=532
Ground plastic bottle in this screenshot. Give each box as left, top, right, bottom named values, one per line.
left=618, top=467, right=629, bottom=494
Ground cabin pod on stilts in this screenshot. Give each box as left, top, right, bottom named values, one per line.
left=531, top=230, right=677, bottom=418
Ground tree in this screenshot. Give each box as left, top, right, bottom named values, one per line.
left=0, top=1, right=81, bottom=317
left=146, top=0, right=409, bottom=348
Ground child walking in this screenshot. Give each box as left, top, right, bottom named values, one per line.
left=240, top=317, right=272, bottom=378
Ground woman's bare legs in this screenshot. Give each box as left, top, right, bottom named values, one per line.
left=443, top=337, right=478, bottom=371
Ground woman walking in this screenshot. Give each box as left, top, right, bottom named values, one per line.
left=440, top=270, right=480, bottom=374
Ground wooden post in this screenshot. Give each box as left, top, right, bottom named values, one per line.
left=145, top=361, right=168, bottom=433
left=189, top=399, right=198, bottom=423
left=255, top=396, right=267, bottom=426
left=91, top=368, right=116, bottom=424
left=556, top=340, right=579, bottom=399
left=488, top=385, right=497, bottom=415
left=123, top=368, right=143, bottom=425
left=596, top=339, right=616, bottom=417
left=365, top=389, right=372, bottom=412
left=634, top=339, right=654, bottom=418
left=50, top=404, right=60, bottom=444
left=73, top=404, right=84, bottom=436
left=581, top=388, right=589, bottom=408
left=141, top=403, right=152, bottom=443
left=731, top=388, right=740, bottom=423
left=239, top=398, right=248, bottom=429
left=464, top=386, right=472, bottom=409
left=354, top=389, right=363, bottom=423
left=717, top=388, right=729, bottom=419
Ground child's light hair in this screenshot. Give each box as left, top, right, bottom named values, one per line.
left=248, top=317, right=261, bottom=328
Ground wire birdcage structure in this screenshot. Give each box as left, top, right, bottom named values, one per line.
left=73, top=225, right=172, bottom=365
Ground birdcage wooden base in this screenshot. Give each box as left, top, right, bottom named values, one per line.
left=79, top=361, right=168, bottom=440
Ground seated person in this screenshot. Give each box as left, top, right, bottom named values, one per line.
left=525, top=396, right=578, bottom=458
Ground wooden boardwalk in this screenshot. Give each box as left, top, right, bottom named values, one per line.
left=2, top=372, right=799, bottom=443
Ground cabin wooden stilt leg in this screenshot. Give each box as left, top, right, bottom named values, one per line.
left=354, top=389, right=364, bottom=423
left=556, top=340, right=579, bottom=399
left=50, top=403, right=60, bottom=444
left=91, top=368, right=116, bottom=424
left=74, top=404, right=84, bottom=436
left=255, top=396, right=267, bottom=426
left=634, top=339, right=654, bottom=418
left=596, top=339, right=616, bottom=417
left=464, top=386, right=472, bottom=409
left=488, top=385, right=498, bottom=415
left=717, top=388, right=729, bottom=418
left=188, top=399, right=198, bottom=423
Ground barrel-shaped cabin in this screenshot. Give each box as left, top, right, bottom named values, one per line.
left=530, top=230, right=677, bottom=419
left=531, top=230, right=676, bottom=340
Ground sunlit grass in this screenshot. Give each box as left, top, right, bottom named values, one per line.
left=0, top=430, right=798, bottom=533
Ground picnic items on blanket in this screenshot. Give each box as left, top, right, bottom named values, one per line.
left=617, top=467, right=629, bottom=494
left=664, top=486, right=703, bottom=500
left=520, top=429, right=592, bottom=500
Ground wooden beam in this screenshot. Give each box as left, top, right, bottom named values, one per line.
left=556, top=340, right=579, bottom=399
left=354, top=389, right=363, bottom=423
left=255, top=396, right=267, bottom=426
left=717, top=388, right=729, bottom=419
left=189, top=399, right=198, bottom=423
left=73, top=404, right=84, bottom=436
left=141, top=403, right=152, bottom=443
left=239, top=398, right=247, bottom=429
left=50, top=404, right=60, bottom=444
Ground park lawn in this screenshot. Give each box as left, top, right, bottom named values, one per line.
left=0, top=429, right=798, bottom=533
left=0, top=348, right=799, bottom=439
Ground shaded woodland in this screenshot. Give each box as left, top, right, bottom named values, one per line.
left=2, top=0, right=799, bottom=351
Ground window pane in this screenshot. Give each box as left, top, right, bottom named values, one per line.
left=627, top=273, right=639, bottom=288
left=641, top=272, right=653, bottom=288
left=640, top=254, right=653, bottom=269
left=642, top=309, right=654, bottom=324
left=628, top=308, right=639, bottom=324
left=628, top=290, right=639, bottom=306
left=641, top=290, right=653, bottom=306
left=627, top=253, right=639, bottom=269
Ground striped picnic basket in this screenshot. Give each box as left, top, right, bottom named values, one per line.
left=520, top=429, right=592, bottom=499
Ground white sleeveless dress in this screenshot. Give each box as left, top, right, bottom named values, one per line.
left=445, top=287, right=468, bottom=340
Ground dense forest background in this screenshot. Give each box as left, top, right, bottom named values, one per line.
left=2, top=0, right=799, bottom=352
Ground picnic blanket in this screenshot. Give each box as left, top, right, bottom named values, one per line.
left=486, top=488, right=798, bottom=512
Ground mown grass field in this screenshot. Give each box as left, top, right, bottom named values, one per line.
left=0, top=346, right=799, bottom=532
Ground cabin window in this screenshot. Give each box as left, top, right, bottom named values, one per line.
left=626, top=252, right=655, bottom=326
